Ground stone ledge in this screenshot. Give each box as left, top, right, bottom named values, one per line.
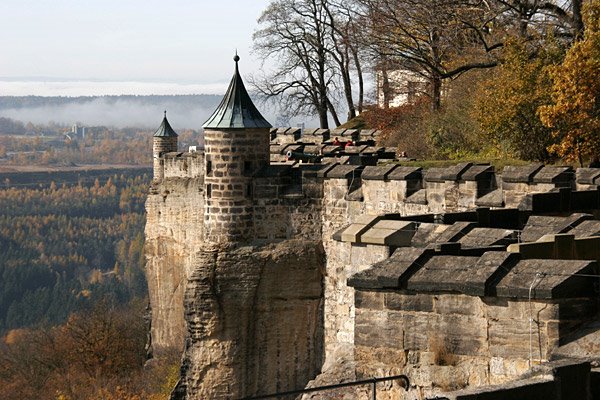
left=576, top=168, right=600, bottom=184
left=475, top=189, right=504, bottom=208
left=348, top=247, right=433, bottom=289
left=532, top=166, right=574, bottom=184
left=495, top=259, right=597, bottom=299
left=502, top=164, right=544, bottom=183
left=441, top=162, right=473, bottom=181
left=361, top=165, right=398, bottom=180
left=388, top=166, right=422, bottom=181
left=461, top=164, right=494, bottom=181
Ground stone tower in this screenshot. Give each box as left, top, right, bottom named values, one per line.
left=202, top=54, right=272, bottom=244
left=152, top=111, right=178, bottom=181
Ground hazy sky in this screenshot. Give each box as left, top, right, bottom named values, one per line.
left=0, top=0, right=271, bottom=95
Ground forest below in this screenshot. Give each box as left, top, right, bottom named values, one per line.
left=0, top=171, right=177, bottom=399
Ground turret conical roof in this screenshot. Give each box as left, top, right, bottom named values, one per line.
left=154, top=111, right=178, bottom=137
left=203, top=54, right=272, bottom=129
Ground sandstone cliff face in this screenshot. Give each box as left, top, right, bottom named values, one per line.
left=145, top=177, right=205, bottom=352
left=173, top=240, right=325, bottom=399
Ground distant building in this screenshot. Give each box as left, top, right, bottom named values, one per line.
left=376, top=67, right=429, bottom=108
left=71, top=124, right=86, bottom=138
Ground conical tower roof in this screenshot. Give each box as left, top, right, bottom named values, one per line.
left=154, top=111, right=178, bottom=137
left=203, top=54, right=272, bottom=129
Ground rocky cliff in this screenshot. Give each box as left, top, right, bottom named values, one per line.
left=172, top=240, right=324, bottom=399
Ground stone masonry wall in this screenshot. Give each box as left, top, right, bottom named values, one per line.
left=354, top=291, right=596, bottom=399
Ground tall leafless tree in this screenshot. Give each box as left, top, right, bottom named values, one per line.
left=252, top=0, right=365, bottom=128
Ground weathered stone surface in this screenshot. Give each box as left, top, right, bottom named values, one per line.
left=388, top=166, right=423, bottom=181
left=495, top=259, right=597, bottom=299
left=411, top=223, right=450, bottom=247
left=532, top=166, right=574, bottom=184
left=175, top=240, right=324, bottom=399
left=502, top=164, right=544, bottom=183
left=441, top=163, right=472, bottom=181
left=521, top=213, right=593, bottom=242
left=360, top=220, right=416, bottom=246
left=405, top=188, right=428, bottom=205
left=433, top=221, right=476, bottom=244
left=406, top=255, right=479, bottom=292
left=145, top=177, right=205, bottom=353
left=567, top=220, right=600, bottom=238
left=576, top=168, right=600, bottom=185
left=348, top=247, right=432, bottom=289
left=325, top=164, right=363, bottom=179
left=458, top=227, right=517, bottom=248
left=462, top=165, right=494, bottom=181
left=361, top=165, right=398, bottom=180
left=476, top=189, right=504, bottom=207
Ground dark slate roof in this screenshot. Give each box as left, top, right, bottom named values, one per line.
left=153, top=111, right=178, bottom=137
left=203, top=55, right=272, bottom=129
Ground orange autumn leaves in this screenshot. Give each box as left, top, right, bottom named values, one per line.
left=539, top=0, right=600, bottom=163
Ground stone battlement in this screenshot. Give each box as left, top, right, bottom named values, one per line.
left=146, top=60, right=600, bottom=400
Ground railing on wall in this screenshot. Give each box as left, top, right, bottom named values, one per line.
left=239, top=374, right=410, bottom=400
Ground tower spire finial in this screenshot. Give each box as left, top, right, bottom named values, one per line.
left=233, top=50, right=240, bottom=63
left=164, top=110, right=167, bottom=118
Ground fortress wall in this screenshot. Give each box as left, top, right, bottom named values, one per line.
left=163, top=152, right=204, bottom=179
left=253, top=172, right=324, bottom=241
left=145, top=176, right=205, bottom=353
left=178, top=240, right=324, bottom=400
left=316, top=164, right=597, bottom=384
left=354, top=291, right=595, bottom=398
left=145, top=156, right=600, bottom=397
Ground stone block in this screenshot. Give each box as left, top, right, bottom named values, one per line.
left=567, top=220, right=600, bottom=238
left=348, top=247, right=433, bottom=289
left=458, top=228, right=517, bottom=248
left=355, top=290, right=385, bottom=310
left=355, top=309, right=404, bottom=349
left=434, top=294, right=484, bottom=317
left=407, top=255, right=479, bottom=293
left=521, top=213, right=593, bottom=242
left=462, top=165, right=494, bottom=181
left=411, top=223, right=450, bottom=247
left=385, top=292, right=434, bottom=312
left=532, top=166, right=574, bottom=184
left=576, top=168, right=600, bottom=185
left=441, top=163, right=473, bottom=181
left=388, top=166, right=423, bottom=181
left=502, top=163, right=544, bottom=183
left=476, top=189, right=504, bottom=208
left=361, top=164, right=398, bottom=180
left=325, top=164, right=364, bottom=179
left=434, top=222, right=477, bottom=244
left=425, top=167, right=447, bottom=183
left=360, top=221, right=416, bottom=246
left=495, top=259, right=597, bottom=299
left=405, top=189, right=428, bottom=205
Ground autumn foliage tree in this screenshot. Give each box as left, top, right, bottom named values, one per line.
left=475, top=40, right=561, bottom=161
left=539, top=0, right=600, bottom=165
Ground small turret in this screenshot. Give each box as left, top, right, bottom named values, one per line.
left=153, top=111, right=178, bottom=181
left=202, top=54, right=272, bottom=244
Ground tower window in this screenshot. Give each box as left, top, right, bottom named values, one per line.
left=207, top=184, right=212, bottom=198
left=243, top=161, right=252, bottom=175
left=246, top=184, right=253, bottom=197
left=206, top=160, right=212, bottom=174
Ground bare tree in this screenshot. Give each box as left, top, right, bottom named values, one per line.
left=357, top=0, right=503, bottom=110
left=253, top=0, right=366, bottom=127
